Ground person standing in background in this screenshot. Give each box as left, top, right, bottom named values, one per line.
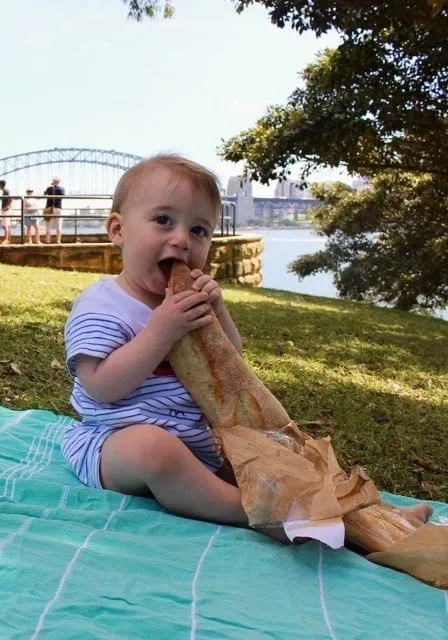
left=24, top=188, right=41, bottom=244
left=43, top=177, right=65, bottom=244
left=0, top=179, right=12, bottom=245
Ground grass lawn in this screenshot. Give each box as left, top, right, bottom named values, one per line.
left=0, top=263, right=446, bottom=501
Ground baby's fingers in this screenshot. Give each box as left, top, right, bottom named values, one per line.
left=188, top=314, right=213, bottom=331
left=177, top=290, right=209, bottom=311
left=171, top=289, right=201, bottom=303
left=198, top=279, right=219, bottom=295
left=208, top=288, right=221, bottom=302
left=192, top=274, right=211, bottom=291
left=184, top=302, right=212, bottom=321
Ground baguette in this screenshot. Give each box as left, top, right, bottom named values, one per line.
left=168, top=262, right=378, bottom=524
left=168, top=262, right=290, bottom=433
left=167, top=262, right=448, bottom=588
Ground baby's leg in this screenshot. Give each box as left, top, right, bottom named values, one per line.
left=100, top=424, right=290, bottom=542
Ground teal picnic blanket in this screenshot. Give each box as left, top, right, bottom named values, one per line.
left=0, top=407, right=447, bottom=639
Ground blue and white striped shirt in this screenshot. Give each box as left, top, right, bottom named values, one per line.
left=64, top=276, right=222, bottom=471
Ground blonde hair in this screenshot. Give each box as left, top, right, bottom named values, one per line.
left=111, top=153, right=222, bottom=222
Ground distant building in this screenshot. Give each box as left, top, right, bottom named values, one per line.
left=274, top=179, right=305, bottom=199
left=226, top=176, right=253, bottom=198
left=223, top=176, right=321, bottom=225
left=223, top=195, right=320, bottom=226
left=252, top=197, right=320, bottom=222
left=225, top=176, right=255, bottom=223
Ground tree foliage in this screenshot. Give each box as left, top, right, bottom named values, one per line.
left=292, top=175, right=448, bottom=310
left=220, top=1, right=448, bottom=310
left=121, top=0, right=174, bottom=21
left=223, top=2, right=448, bottom=182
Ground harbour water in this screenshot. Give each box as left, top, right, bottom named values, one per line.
left=252, top=227, right=334, bottom=298
left=243, top=227, right=447, bottom=320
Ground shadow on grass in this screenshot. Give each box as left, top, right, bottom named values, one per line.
left=225, top=287, right=448, bottom=377
left=257, top=364, right=447, bottom=500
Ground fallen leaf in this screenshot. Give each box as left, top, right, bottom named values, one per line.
left=51, top=359, right=64, bottom=370
left=296, top=419, right=327, bottom=428
left=410, top=454, right=446, bottom=474
left=10, top=363, right=21, bottom=375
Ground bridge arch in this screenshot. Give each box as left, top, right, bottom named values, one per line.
left=0, top=147, right=145, bottom=177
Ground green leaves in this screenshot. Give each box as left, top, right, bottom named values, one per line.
left=223, top=2, right=448, bottom=179
left=121, top=0, right=174, bottom=21
left=289, top=173, right=448, bottom=311
left=222, top=1, right=448, bottom=310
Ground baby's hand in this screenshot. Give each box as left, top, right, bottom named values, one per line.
left=151, top=288, right=212, bottom=345
left=190, top=270, right=225, bottom=316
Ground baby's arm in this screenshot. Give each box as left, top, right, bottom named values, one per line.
left=191, top=270, right=243, bottom=354
left=75, top=288, right=211, bottom=403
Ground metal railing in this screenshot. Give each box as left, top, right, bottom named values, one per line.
left=1, top=195, right=236, bottom=243
left=220, top=201, right=236, bottom=236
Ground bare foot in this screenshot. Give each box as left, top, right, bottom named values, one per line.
left=1, top=239, right=10, bottom=245
left=399, top=504, right=433, bottom=524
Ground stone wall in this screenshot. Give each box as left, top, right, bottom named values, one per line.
left=0, top=234, right=263, bottom=286
left=206, top=234, right=263, bottom=286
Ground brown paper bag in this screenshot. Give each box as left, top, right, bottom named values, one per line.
left=168, top=262, right=448, bottom=589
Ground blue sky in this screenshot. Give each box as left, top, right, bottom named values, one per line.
left=1, top=0, right=344, bottom=195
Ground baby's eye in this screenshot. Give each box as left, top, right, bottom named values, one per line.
left=154, top=214, right=171, bottom=226
left=190, top=225, right=210, bottom=238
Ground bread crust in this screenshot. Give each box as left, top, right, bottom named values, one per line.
left=168, top=262, right=290, bottom=432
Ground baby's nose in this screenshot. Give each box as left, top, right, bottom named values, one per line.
left=170, top=226, right=190, bottom=249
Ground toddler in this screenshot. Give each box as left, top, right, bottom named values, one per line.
left=63, top=153, right=431, bottom=544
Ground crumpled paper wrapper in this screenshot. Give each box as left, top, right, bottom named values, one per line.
left=168, top=262, right=448, bottom=587
left=214, top=421, right=379, bottom=530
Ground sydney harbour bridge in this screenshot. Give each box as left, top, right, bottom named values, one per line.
left=0, top=147, right=236, bottom=236
left=0, top=147, right=145, bottom=195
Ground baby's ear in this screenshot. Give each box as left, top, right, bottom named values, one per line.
left=106, top=212, right=123, bottom=246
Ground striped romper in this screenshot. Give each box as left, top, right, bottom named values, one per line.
left=62, top=276, right=222, bottom=489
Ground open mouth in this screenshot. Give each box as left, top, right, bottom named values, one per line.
left=158, top=258, right=181, bottom=279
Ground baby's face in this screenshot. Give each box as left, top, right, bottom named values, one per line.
left=115, top=167, right=216, bottom=304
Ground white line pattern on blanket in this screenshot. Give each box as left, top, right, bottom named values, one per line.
left=0, top=409, right=31, bottom=434
left=0, top=506, right=54, bottom=557
left=190, top=526, right=222, bottom=640
left=0, top=518, right=33, bottom=556
left=58, top=485, right=70, bottom=509
left=318, top=543, right=338, bottom=640
left=0, top=421, right=72, bottom=570
left=10, top=421, right=67, bottom=500
left=39, top=486, right=71, bottom=521
left=0, top=417, right=66, bottom=500
left=30, top=494, right=129, bottom=639
left=0, top=420, right=56, bottom=478
left=0, top=417, right=65, bottom=480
